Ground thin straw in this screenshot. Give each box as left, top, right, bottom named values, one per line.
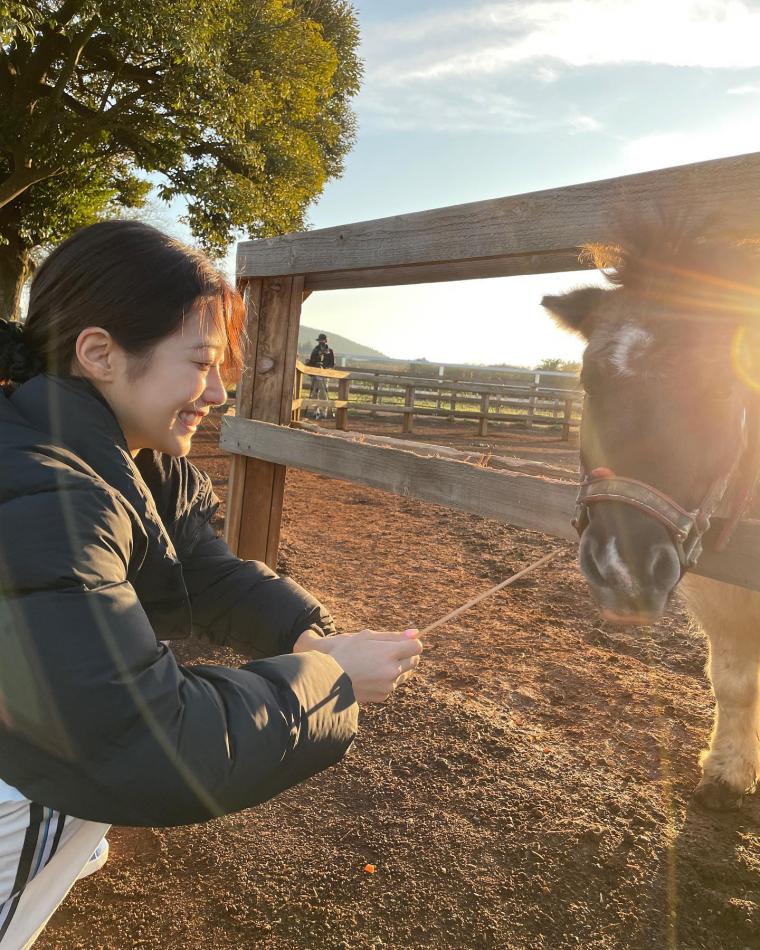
left=420, top=548, right=565, bottom=635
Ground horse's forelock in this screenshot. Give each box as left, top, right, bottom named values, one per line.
left=599, top=218, right=760, bottom=321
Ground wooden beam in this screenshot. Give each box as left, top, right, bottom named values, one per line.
left=224, top=279, right=262, bottom=553
left=290, top=422, right=578, bottom=478
left=295, top=358, right=350, bottom=380
left=224, top=277, right=304, bottom=567
left=237, top=152, right=760, bottom=282
left=221, top=417, right=578, bottom=540
left=304, top=251, right=585, bottom=289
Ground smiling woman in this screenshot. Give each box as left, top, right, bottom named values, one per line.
left=0, top=221, right=423, bottom=946
left=19, top=222, right=245, bottom=457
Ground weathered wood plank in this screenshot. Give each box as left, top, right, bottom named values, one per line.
left=347, top=372, right=582, bottom=397
left=295, top=358, right=350, bottom=380
left=224, top=279, right=262, bottom=552
left=237, top=152, right=760, bottom=281
left=290, top=422, right=578, bottom=478
left=220, top=418, right=760, bottom=591
left=300, top=398, right=349, bottom=409
left=346, top=403, right=577, bottom=426
left=303, top=251, right=585, bottom=289
left=222, top=417, right=580, bottom=540
left=227, top=278, right=303, bottom=565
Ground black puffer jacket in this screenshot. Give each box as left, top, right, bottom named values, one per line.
left=0, top=375, right=357, bottom=826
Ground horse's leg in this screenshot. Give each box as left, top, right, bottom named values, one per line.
left=681, top=574, right=760, bottom=810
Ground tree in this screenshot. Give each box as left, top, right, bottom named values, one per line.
left=535, top=358, right=581, bottom=373
left=0, top=0, right=361, bottom=317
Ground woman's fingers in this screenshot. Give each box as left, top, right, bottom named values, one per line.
left=354, top=628, right=420, bottom=643
left=397, top=654, right=421, bottom=675
left=392, top=637, right=423, bottom=661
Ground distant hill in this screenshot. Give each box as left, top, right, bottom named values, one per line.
left=299, top=324, right=386, bottom=359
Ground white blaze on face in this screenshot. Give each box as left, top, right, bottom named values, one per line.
left=609, top=325, right=653, bottom=376
left=600, top=537, right=637, bottom=594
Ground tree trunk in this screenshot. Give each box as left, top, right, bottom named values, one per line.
left=0, top=237, right=32, bottom=322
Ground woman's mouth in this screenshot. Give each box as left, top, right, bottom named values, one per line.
left=176, top=409, right=206, bottom=434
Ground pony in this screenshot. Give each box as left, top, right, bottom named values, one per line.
left=542, top=220, right=760, bottom=810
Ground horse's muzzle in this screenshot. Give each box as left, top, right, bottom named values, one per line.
left=578, top=507, right=682, bottom=623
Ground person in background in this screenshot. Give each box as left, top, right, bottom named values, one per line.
left=306, top=333, right=335, bottom=419
left=0, top=222, right=423, bottom=947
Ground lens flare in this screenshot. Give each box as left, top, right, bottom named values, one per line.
left=731, top=326, right=760, bottom=391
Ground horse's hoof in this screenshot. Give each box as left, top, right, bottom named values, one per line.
left=693, top=778, right=744, bottom=812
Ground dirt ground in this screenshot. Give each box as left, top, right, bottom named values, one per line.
left=39, top=415, right=760, bottom=950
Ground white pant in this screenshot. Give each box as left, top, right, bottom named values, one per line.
left=0, top=801, right=109, bottom=948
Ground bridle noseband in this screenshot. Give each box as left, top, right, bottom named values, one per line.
left=573, top=400, right=760, bottom=573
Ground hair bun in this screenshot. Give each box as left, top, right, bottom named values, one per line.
left=0, top=319, right=44, bottom=386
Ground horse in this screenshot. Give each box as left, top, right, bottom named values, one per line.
left=541, top=221, right=760, bottom=811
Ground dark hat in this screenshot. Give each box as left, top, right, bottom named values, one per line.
left=317, top=333, right=328, bottom=342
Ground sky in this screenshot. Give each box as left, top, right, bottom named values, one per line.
left=171, top=0, right=760, bottom=367
left=292, top=0, right=760, bottom=366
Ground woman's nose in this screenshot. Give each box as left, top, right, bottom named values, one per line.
left=203, top=367, right=227, bottom=407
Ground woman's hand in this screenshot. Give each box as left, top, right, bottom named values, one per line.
left=293, top=628, right=423, bottom=704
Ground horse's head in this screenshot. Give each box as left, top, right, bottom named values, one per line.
left=543, top=224, right=760, bottom=624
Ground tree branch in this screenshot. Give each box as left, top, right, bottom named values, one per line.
left=19, top=16, right=101, bottom=147
left=0, top=165, right=61, bottom=209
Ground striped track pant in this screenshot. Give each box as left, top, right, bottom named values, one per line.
left=0, top=801, right=109, bottom=949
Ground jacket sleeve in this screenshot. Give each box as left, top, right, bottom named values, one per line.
left=137, top=450, right=336, bottom=658
left=0, top=479, right=357, bottom=827
left=182, top=525, right=336, bottom=657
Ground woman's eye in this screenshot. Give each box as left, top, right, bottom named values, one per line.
left=195, top=362, right=212, bottom=372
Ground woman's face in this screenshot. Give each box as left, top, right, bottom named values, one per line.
left=103, top=311, right=228, bottom=457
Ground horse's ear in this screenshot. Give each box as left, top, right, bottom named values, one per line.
left=541, top=287, right=610, bottom=339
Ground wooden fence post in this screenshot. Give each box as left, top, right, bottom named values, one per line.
left=526, top=373, right=539, bottom=429
left=224, top=275, right=304, bottom=568
left=292, top=364, right=303, bottom=424
left=478, top=393, right=490, bottom=436
left=337, top=377, right=350, bottom=431
left=402, top=383, right=415, bottom=434
left=562, top=398, right=573, bottom=441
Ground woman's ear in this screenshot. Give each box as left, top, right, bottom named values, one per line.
left=73, top=327, right=118, bottom=381
left=541, top=286, right=611, bottom=340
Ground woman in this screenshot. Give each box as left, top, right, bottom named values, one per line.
left=0, top=221, right=422, bottom=947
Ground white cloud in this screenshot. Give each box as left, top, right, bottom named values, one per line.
left=367, top=1, right=760, bottom=84
left=357, top=86, right=531, bottom=133
left=728, top=84, right=760, bottom=95
left=359, top=1, right=760, bottom=133
left=567, top=114, right=603, bottom=133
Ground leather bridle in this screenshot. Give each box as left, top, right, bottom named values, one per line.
left=573, top=399, right=760, bottom=573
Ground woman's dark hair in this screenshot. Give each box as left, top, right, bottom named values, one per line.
left=0, top=318, right=45, bottom=388
left=2, top=220, right=245, bottom=392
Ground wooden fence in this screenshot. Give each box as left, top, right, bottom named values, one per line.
left=296, top=364, right=583, bottom=437
left=222, top=152, right=760, bottom=590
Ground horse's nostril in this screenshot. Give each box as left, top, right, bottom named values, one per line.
left=581, top=534, right=606, bottom=586
left=650, top=544, right=681, bottom=591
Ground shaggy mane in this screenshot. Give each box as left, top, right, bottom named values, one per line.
left=582, top=216, right=760, bottom=321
